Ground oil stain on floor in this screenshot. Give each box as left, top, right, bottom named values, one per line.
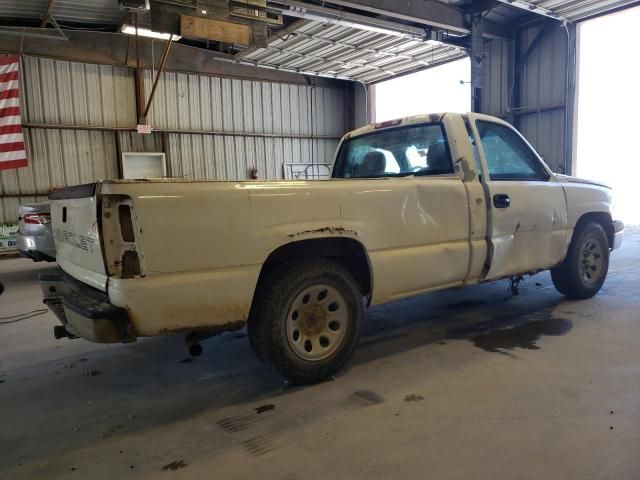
left=450, top=311, right=573, bottom=355
left=162, top=460, right=188, bottom=471
left=470, top=318, right=572, bottom=354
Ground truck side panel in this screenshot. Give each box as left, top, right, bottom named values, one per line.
left=102, top=177, right=470, bottom=335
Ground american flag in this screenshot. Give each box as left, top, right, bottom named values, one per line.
left=0, top=55, right=27, bottom=171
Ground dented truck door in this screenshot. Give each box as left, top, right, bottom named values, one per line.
left=467, top=113, right=569, bottom=279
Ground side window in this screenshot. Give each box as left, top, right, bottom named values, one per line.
left=476, top=121, right=548, bottom=181
left=332, top=124, right=453, bottom=178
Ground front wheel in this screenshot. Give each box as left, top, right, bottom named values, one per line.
left=248, top=259, right=363, bottom=384
left=551, top=221, right=610, bottom=299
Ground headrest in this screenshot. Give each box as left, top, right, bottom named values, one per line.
left=427, top=143, right=450, bottom=172
left=357, top=150, right=387, bottom=177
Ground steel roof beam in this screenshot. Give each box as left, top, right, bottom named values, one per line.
left=277, top=1, right=428, bottom=39
left=286, top=0, right=512, bottom=39
left=0, top=28, right=348, bottom=85
left=40, top=0, right=57, bottom=28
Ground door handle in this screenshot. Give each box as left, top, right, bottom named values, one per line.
left=493, top=193, right=511, bottom=209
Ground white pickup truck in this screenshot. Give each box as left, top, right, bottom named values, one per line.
left=41, top=112, right=623, bottom=384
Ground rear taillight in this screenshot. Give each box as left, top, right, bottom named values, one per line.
left=23, top=213, right=51, bottom=225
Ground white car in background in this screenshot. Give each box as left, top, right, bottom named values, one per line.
left=17, top=202, right=56, bottom=262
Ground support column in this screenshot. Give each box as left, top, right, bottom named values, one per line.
left=470, top=13, right=484, bottom=113
left=134, top=13, right=146, bottom=125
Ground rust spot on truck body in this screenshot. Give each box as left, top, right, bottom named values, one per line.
left=158, top=320, right=246, bottom=337
left=148, top=301, right=250, bottom=337
left=455, top=156, right=476, bottom=181
left=287, top=226, right=357, bottom=238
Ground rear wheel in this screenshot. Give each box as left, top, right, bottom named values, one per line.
left=551, top=221, right=610, bottom=299
left=248, top=259, right=363, bottom=384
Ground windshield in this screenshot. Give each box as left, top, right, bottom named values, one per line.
left=332, top=123, right=453, bottom=179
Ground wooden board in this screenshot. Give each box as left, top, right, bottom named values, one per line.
left=180, top=15, right=251, bottom=46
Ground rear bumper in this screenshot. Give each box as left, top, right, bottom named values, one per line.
left=17, top=232, right=56, bottom=261
left=611, top=220, right=624, bottom=250
left=40, top=268, right=136, bottom=343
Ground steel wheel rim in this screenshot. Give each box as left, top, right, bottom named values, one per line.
left=285, top=284, right=348, bottom=361
left=580, top=235, right=604, bottom=285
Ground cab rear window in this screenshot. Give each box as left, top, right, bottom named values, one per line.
left=332, top=124, right=453, bottom=179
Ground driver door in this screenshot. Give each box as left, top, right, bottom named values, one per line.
left=468, top=114, right=569, bottom=280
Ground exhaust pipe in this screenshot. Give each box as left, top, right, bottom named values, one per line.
left=185, top=331, right=212, bottom=357
left=189, top=343, right=203, bottom=357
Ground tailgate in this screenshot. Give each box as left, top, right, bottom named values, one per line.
left=50, top=184, right=107, bottom=291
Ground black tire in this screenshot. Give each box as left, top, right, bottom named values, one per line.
left=248, top=258, right=363, bottom=384
left=551, top=221, right=610, bottom=299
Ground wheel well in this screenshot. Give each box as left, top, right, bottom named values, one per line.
left=575, top=212, right=614, bottom=247
left=256, top=238, right=372, bottom=298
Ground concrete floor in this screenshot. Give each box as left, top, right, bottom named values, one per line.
left=1, top=229, right=639, bottom=480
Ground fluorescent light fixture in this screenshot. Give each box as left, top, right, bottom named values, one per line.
left=121, top=25, right=181, bottom=41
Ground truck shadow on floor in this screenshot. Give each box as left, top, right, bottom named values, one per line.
left=1, top=276, right=575, bottom=469
left=6, top=236, right=638, bottom=473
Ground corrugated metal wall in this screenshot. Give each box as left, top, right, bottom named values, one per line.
left=22, top=57, right=135, bottom=127
left=481, top=39, right=510, bottom=118
left=166, top=134, right=339, bottom=180
left=0, top=57, right=128, bottom=223
left=145, top=70, right=345, bottom=180
left=0, top=56, right=349, bottom=223
left=516, top=24, right=571, bottom=174
left=0, top=129, right=118, bottom=223
left=480, top=24, right=574, bottom=175
left=119, top=132, right=162, bottom=153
